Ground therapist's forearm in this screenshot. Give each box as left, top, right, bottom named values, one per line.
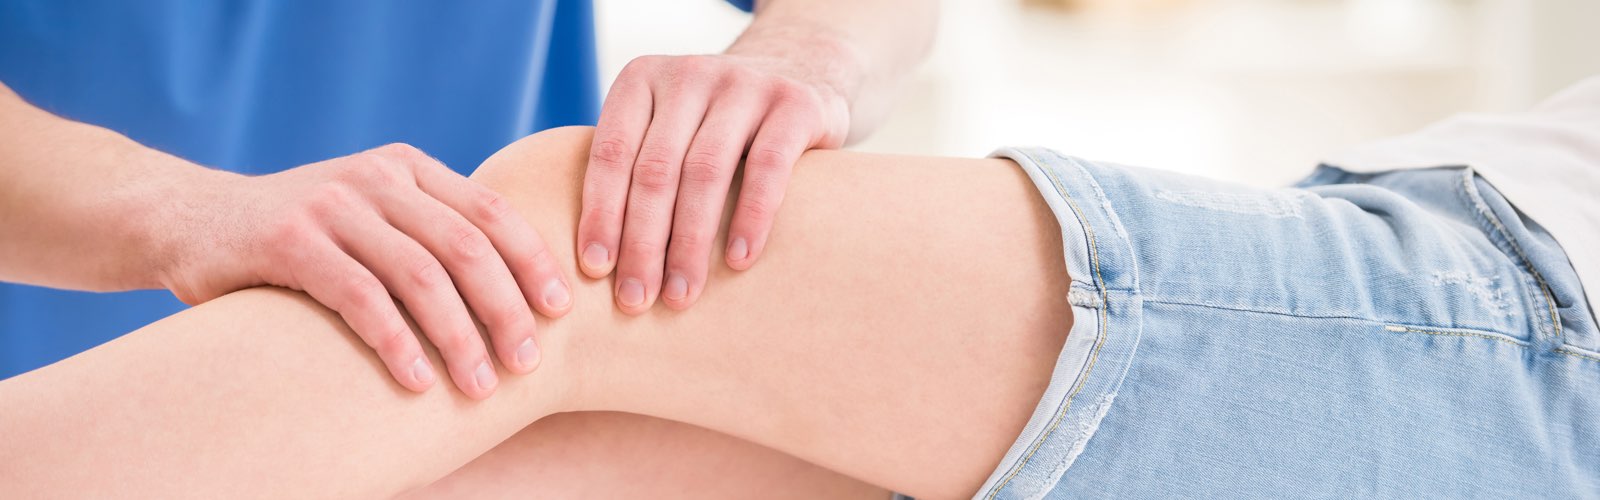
left=731, top=0, right=937, bottom=143
left=0, top=81, right=232, bottom=292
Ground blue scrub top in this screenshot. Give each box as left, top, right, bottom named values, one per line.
left=0, top=1, right=740, bottom=380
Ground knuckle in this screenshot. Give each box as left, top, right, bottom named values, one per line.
left=482, top=303, right=528, bottom=331
left=631, top=156, right=678, bottom=191
left=623, top=238, right=663, bottom=259
left=306, top=183, right=358, bottom=216
left=658, top=58, right=701, bottom=87
left=721, top=66, right=757, bottom=88
left=450, top=224, right=492, bottom=260
left=264, top=217, right=315, bottom=250
left=338, top=274, right=387, bottom=311
left=670, top=231, right=710, bottom=254
left=408, top=258, right=449, bottom=288
left=677, top=55, right=712, bottom=72
left=526, top=242, right=558, bottom=274
left=374, top=142, right=427, bottom=162
left=682, top=56, right=727, bottom=82
left=661, top=75, right=691, bottom=94
left=590, top=138, right=634, bottom=170
left=738, top=197, right=775, bottom=220
left=474, top=191, right=515, bottom=224
left=582, top=204, right=621, bottom=225
left=634, top=142, right=675, bottom=164
left=345, top=150, right=389, bottom=170
left=339, top=157, right=405, bottom=188
left=437, top=328, right=479, bottom=353
left=746, top=147, right=791, bottom=171
left=371, top=322, right=413, bottom=354
left=770, top=80, right=809, bottom=103
left=680, top=148, right=726, bottom=183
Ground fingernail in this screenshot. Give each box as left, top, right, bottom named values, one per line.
left=582, top=243, right=609, bottom=272
left=664, top=273, right=688, bottom=301
left=515, top=338, right=540, bottom=370
left=543, top=279, right=571, bottom=309
left=474, top=361, right=497, bottom=392
left=618, top=278, right=646, bottom=307
left=411, top=357, right=435, bottom=387
left=728, top=238, right=749, bottom=262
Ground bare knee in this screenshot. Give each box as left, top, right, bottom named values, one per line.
left=467, top=126, right=595, bottom=254
left=471, top=125, right=596, bottom=199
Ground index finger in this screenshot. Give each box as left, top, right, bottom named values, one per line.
left=578, top=69, right=654, bottom=279
left=291, top=236, right=436, bottom=393
left=412, top=159, right=574, bottom=319
left=724, top=104, right=818, bottom=271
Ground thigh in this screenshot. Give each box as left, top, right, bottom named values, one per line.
left=405, top=412, right=888, bottom=499
left=467, top=127, right=1074, bottom=499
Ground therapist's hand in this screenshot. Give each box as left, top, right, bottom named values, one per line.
left=580, top=53, right=850, bottom=314
left=160, top=144, right=572, bottom=399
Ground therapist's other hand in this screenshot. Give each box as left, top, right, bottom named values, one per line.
left=160, top=144, right=572, bottom=399
left=581, top=54, right=849, bottom=313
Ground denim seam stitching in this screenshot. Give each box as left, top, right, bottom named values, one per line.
left=1150, top=297, right=1582, bottom=347
left=1383, top=325, right=1531, bottom=348
left=1142, top=297, right=1431, bottom=326
left=1147, top=298, right=1598, bottom=365
left=1553, top=347, right=1600, bottom=362
left=1147, top=295, right=1522, bottom=338
left=1456, top=169, right=1565, bottom=349
left=985, top=152, right=1114, bottom=500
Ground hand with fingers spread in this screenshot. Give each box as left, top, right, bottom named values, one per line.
left=161, top=144, right=573, bottom=399
left=578, top=52, right=850, bottom=314
left=577, top=0, right=937, bottom=314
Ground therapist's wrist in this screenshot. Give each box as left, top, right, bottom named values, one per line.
left=725, top=22, right=867, bottom=116
left=134, top=149, right=247, bottom=295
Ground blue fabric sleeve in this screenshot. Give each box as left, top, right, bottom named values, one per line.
left=726, top=0, right=753, bottom=12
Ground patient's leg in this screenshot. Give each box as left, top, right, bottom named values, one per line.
left=412, top=412, right=890, bottom=499
left=411, top=128, right=1072, bottom=499
left=0, top=127, right=1069, bottom=499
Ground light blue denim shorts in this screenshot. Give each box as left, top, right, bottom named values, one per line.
left=967, top=148, right=1599, bottom=499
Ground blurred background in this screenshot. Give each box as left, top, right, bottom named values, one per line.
left=596, top=0, right=1600, bottom=186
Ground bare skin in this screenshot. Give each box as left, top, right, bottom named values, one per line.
left=0, top=0, right=941, bottom=397
left=582, top=0, right=938, bottom=312
left=410, top=412, right=890, bottom=499
left=0, top=82, right=574, bottom=398
left=0, top=126, right=1070, bottom=499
